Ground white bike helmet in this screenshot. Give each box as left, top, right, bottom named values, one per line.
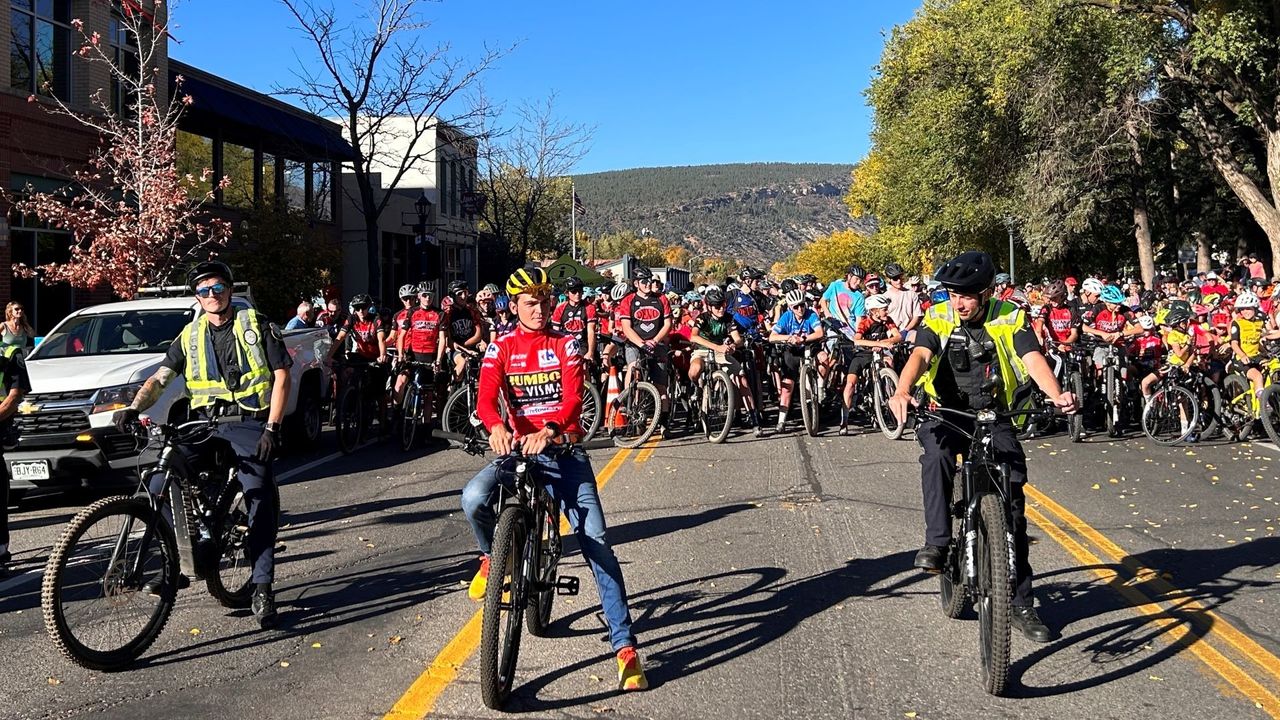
left=1235, top=291, right=1261, bottom=310
left=784, top=288, right=807, bottom=307
left=865, top=293, right=891, bottom=311
left=1081, top=277, right=1105, bottom=295
left=610, top=283, right=629, bottom=301
left=398, top=283, right=416, bottom=299
left=1137, top=314, right=1155, bottom=330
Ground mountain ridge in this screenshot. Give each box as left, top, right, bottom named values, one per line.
left=572, top=162, right=874, bottom=265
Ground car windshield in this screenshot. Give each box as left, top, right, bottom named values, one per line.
left=30, top=309, right=194, bottom=359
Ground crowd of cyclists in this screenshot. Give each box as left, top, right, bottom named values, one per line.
left=309, top=258, right=1280, bottom=449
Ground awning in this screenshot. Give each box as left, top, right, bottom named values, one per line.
left=173, top=71, right=356, bottom=162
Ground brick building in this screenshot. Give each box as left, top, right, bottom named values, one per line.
left=0, top=0, right=353, bottom=333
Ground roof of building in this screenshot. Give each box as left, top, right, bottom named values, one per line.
left=170, top=60, right=356, bottom=162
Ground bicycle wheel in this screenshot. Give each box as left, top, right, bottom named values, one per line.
left=1104, top=366, right=1120, bottom=437
left=799, top=367, right=820, bottom=436
left=400, top=385, right=420, bottom=452
left=1067, top=371, right=1085, bottom=443
left=580, top=383, right=603, bottom=440
left=1197, top=380, right=1222, bottom=439
left=872, top=367, right=905, bottom=440
left=41, top=496, right=178, bottom=671
left=701, top=370, right=737, bottom=444
left=441, top=385, right=473, bottom=436
left=204, top=480, right=254, bottom=609
left=976, top=492, right=1012, bottom=696
left=611, top=381, right=662, bottom=448
left=1221, top=373, right=1253, bottom=441
left=336, top=384, right=363, bottom=454
left=1142, top=384, right=1198, bottom=445
left=525, top=504, right=558, bottom=638
left=939, top=472, right=967, bottom=619
left=1261, top=384, right=1280, bottom=447
left=479, top=506, right=528, bottom=710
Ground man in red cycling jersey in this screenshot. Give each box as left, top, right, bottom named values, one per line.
left=395, top=283, right=445, bottom=406
left=460, top=266, right=648, bottom=692
left=551, top=276, right=598, bottom=362
left=330, top=294, right=386, bottom=364
left=388, top=284, right=417, bottom=350
left=1034, top=281, right=1080, bottom=352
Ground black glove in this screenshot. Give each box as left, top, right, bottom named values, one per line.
left=255, top=427, right=278, bottom=463
left=113, top=407, right=140, bottom=434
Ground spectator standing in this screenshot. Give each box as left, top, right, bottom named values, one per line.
left=284, top=301, right=315, bottom=330
left=0, top=339, right=32, bottom=576
left=2, top=302, right=33, bottom=355
left=1249, top=254, right=1267, bottom=280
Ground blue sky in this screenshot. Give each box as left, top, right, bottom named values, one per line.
left=169, top=0, right=920, bottom=174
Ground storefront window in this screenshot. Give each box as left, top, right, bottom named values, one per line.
left=176, top=130, right=213, bottom=198
left=10, top=0, right=71, bottom=99
left=261, top=152, right=277, bottom=207
left=283, top=159, right=306, bottom=210
left=222, top=142, right=255, bottom=209
left=311, top=162, right=332, bottom=222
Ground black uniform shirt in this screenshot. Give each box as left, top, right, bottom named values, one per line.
left=916, top=310, right=1039, bottom=410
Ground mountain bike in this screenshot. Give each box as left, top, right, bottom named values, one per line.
left=334, top=355, right=391, bottom=453
left=1254, top=343, right=1280, bottom=446
left=1096, top=344, right=1128, bottom=437
left=921, top=403, right=1055, bottom=696
left=607, top=346, right=663, bottom=448
left=694, top=350, right=737, bottom=443
left=438, top=431, right=612, bottom=709
left=441, top=349, right=487, bottom=440
left=41, top=415, right=264, bottom=670
left=399, top=360, right=437, bottom=451
left=774, top=339, right=826, bottom=436
left=1141, top=365, right=1201, bottom=445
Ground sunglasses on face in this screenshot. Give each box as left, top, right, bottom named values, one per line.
left=195, top=283, right=228, bottom=298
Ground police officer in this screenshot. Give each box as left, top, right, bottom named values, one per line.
left=114, top=260, right=291, bottom=628
left=0, top=343, right=31, bottom=577
left=889, top=250, right=1077, bottom=643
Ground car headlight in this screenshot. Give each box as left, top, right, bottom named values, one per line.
left=92, top=382, right=145, bottom=415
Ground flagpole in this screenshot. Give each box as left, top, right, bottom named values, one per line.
left=570, top=180, right=577, bottom=262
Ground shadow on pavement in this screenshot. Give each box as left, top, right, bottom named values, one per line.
left=136, top=551, right=473, bottom=668
left=506, top=550, right=921, bottom=712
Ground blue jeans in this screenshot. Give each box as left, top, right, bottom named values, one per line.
left=461, top=448, right=636, bottom=651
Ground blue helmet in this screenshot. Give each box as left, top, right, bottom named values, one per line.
left=930, top=288, right=950, bottom=304
left=1100, top=284, right=1126, bottom=304
left=684, top=291, right=701, bottom=303
left=494, top=294, right=510, bottom=312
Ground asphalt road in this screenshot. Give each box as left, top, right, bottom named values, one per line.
left=2, top=422, right=1279, bottom=720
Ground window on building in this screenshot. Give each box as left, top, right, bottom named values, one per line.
left=108, top=11, right=138, bottom=116
left=261, top=152, right=277, bottom=207
left=176, top=130, right=213, bottom=198
left=11, top=0, right=72, bottom=99
left=311, top=161, right=332, bottom=222
left=450, top=160, right=460, bottom=217
left=283, top=159, right=306, bottom=211
left=222, top=142, right=255, bottom=209
left=437, top=154, right=448, bottom=217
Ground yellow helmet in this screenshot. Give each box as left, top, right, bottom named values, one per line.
left=506, top=266, right=552, bottom=298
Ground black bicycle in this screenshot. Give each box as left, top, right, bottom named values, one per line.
left=399, top=359, right=437, bottom=451
left=441, top=349, right=487, bottom=439
left=438, top=431, right=611, bottom=709
left=608, top=346, right=663, bottom=448
left=41, top=415, right=263, bottom=670
left=918, top=403, right=1056, bottom=696
left=334, top=354, right=390, bottom=453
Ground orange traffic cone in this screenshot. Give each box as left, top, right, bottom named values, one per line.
left=605, top=364, right=626, bottom=429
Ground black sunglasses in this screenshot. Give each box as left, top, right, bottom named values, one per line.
left=195, top=283, right=228, bottom=298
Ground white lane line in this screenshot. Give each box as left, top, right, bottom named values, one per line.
left=1255, top=440, right=1280, bottom=453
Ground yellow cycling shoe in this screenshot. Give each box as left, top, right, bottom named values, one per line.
left=467, top=555, right=490, bottom=601
left=616, top=646, right=649, bottom=691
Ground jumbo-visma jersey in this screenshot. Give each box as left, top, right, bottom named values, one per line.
left=476, top=326, right=585, bottom=439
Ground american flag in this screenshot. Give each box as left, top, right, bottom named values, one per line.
left=573, top=191, right=587, bottom=217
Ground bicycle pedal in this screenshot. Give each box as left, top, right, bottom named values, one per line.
left=555, top=575, right=581, bottom=596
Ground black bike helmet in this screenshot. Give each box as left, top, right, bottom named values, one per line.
left=884, top=262, right=905, bottom=279
left=350, top=293, right=373, bottom=308
left=447, top=279, right=469, bottom=295
left=1045, top=280, right=1067, bottom=302
left=704, top=288, right=726, bottom=305
left=564, top=276, right=585, bottom=292
left=780, top=278, right=797, bottom=294
left=1165, top=305, right=1191, bottom=325
left=187, top=260, right=233, bottom=290
left=934, top=251, right=996, bottom=293
left=632, top=265, right=654, bottom=281
left=846, top=265, right=866, bottom=280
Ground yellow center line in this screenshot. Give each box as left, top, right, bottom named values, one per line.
left=383, top=446, right=635, bottom=720
left=1025, top=504, right=1280, bottom=716
left=634, top=436, right=661, bottom=464
left=1027, top=482, right=1280, bottom=688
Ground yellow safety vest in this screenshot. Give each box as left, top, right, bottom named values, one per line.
left=917, top=298, right=1030, bottom=410
left=0, top=344, right=20, bottom=387
left=181, top=309, right=273, bottom=412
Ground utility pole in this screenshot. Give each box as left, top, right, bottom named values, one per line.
left=570, top=180, right=577, bottom=262
left=1004, top=216, right=1017, bottom=284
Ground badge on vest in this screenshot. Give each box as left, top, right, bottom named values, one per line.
left=243, top=328, right=259, bottom=346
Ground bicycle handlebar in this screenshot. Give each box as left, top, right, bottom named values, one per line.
left=434, top=431, right=614, bottom=456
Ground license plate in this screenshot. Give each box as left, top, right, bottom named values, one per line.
left=10, top=460, right=50, bottom=481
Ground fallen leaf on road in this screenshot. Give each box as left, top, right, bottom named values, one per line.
left=311, top=642, right=322, bottom=648
left=189, top=628, right=200, bottom=636
left=589, top=674, right=602, bottom=683
left=1148, top=675, right=1162, bottom=681
left=905, top=713, right=918, bottom=718
left=47, top=677, right=60, bottom=686
left=1091, top=484, right=1101, bottom=490
left=591, top=706, right=615, bottom=714
left=389, top=635, right=403, bottom=645
left=280, top=661, right=290, bottom=668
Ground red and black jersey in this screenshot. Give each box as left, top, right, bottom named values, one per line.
left=405, top=307, right=443, bottom=355
left=1083, top=303, right=1131, bottom=339
left=445, top=302, right=483, bottom=345
left=476, top=327, right=584, bottom=440
left=1129, top=334, right=1163, bottom=363
left=1037, top=303, right=1080, bottom=343
left=617, top=292, right=672, bottom=342
left=551, top=300, right=597, bottom=344
left=342, top=316, right=383, bottom=359
left=852, top=316, right=898, bottom=355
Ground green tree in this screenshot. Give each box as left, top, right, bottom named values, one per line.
left=224, top=206, right=341, bottom=322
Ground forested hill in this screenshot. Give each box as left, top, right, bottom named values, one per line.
left=573, top=163, right=874, bottom=265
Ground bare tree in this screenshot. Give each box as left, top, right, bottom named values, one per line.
left=277, top=0, right=506, bottom=292
left=476, top=94, right=593, bottom=267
